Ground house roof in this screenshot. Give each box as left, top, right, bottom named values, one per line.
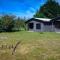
left=51, top=16, right=60, bottom=22
left=26, top=17, right=60, bottom=23
left=35, top=18, right=51, bottom=22
left=26, top=18, right=51, bottom=23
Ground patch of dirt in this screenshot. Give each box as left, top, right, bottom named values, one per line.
left=16, top=44, right=34, bottom=55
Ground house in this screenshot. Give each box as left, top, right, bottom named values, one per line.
left=26, top=17, right=60, bottom=32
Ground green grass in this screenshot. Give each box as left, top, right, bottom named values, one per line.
left=0, top=31, right=60, bottom=60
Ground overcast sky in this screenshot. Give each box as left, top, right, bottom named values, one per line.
left=0, top=0, right=60, bottom=18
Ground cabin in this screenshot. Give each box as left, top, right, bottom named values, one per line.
left=26, top=17, right=60, bottom=32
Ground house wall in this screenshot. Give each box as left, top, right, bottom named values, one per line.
left=54, top=28, right=60, bottom=32
left=27, top=21, right=44, bottom=32
left=54, top=26, right=60, bottom=32
left=53, top=20, right=60, bottom=32
left=43, top=25, right=53, bottom=32
left=43, top=24, right=60, bottom=32
left=26, top=18, right=60, bottom=32
left=27, top=21, right=55, bottom=32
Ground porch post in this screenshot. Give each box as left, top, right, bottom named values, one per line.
left=34, top=23, right=36, bottom=32
left=52, top=22, right=54, bottom=32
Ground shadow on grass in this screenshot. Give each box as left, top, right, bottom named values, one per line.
left=0, top=30, right=22, bottom=33
left=39, top=32, right=44, bottom=34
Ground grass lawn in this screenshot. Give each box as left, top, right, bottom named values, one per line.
left=0, top=31, right=60, bottom=60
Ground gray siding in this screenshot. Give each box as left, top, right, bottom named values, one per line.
left=27, top=21, right=53, bottom=32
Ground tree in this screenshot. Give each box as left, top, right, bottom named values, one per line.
left=14, top=17, right=26, bottom=31
left=0, top=14, right=26, bottom=32
left=1, top=15, right=15, bottom=32
left=34, top=0, right=60, bottom=18
left=0, top=19, right=3, bottom=32
left=14, top=17, right=21, bottom=31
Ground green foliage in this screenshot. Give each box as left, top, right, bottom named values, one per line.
left=14, top=17, right=26, bottom=31
left=1, top=15, right=15, bottom=32
left=34, top=0, right=60, bottom=18
left=0, top=15, right=26, bottom=32
left=0, top=19, right=3, bottom=32
left=34, top=11, right=47, bottom=18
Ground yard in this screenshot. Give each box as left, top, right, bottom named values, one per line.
left=0, top=31, right=60, bottom=60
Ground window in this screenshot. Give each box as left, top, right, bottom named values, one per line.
left=36, top=24, right=41, bottom=29
left=28, top=23, right=34, bottom=29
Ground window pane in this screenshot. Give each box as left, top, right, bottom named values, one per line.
left=36, top=24, right=41, bottom=29
left=28, top=23, right=34, bottom=29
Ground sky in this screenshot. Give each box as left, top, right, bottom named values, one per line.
left=0, top=0, right=60, bottom=18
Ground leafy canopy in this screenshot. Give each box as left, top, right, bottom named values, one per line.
left=34, top=0, right=60, bottom=18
